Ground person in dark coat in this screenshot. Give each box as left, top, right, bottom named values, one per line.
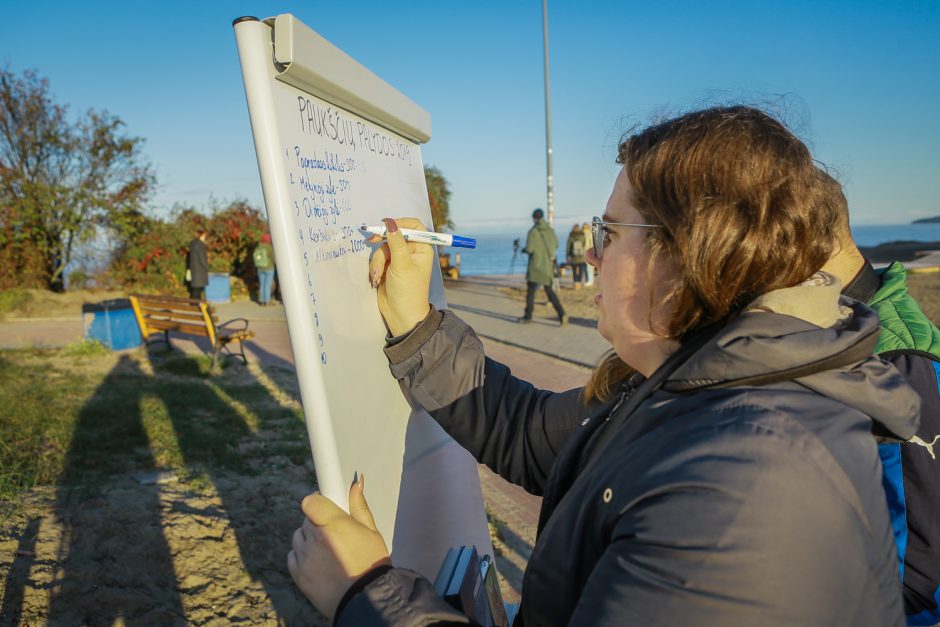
left=186, top=229, right=209, bottom=300
left=288, top=107, right=919, bottom=626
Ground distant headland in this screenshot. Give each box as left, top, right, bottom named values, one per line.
left=859, top=240, right=940, bottom=262
left=853, top=218, right=940, bottom=261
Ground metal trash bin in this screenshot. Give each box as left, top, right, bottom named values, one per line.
left=82, top=298, right=143, bottom=351
left=206, top=272, right=231, bottom=304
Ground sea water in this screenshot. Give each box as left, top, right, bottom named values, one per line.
left=448, top=224, right=940, bottom=277
left=851, top=224, right=940, bottom=247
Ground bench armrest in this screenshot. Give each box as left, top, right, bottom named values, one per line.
left=218, top=317, right=251, bottom=332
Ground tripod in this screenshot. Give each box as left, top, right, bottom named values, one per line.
left=508, top=238, right=521, bottom=274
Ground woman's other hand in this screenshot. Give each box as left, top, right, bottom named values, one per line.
left=368, top=217, right=433, bottom=336
left=287, top=476, right=391, bottom=620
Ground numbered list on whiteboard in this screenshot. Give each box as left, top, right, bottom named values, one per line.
left=277, top=89, right=426, bottom=368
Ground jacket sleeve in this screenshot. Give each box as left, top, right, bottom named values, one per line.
left=336, top=567, right=476, bottom=627
left=385, top=308, right=586, bottom=495
left=524, top=229, right=536, bottom=255
left=882, top=352, right=940, bottom=616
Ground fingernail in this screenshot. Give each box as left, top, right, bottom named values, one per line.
left=384, top=218, right=398, bottom=233
left=359, top=473, right=365, bottom=489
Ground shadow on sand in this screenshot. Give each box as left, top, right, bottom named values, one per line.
left=0, top=516, right=42, bottom=626
left=46, top=355, right=188, bottom=625
left=39, top=348, right=322, bottom=625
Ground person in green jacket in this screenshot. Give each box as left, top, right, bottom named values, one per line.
left=521, top=208, right=567, bottom=326
left=253, top=233, right=276, bottom=306
left=819, top=170, right=940, bottom=623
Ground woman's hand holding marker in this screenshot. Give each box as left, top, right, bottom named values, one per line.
left=367, top=217, right=433, bottom=336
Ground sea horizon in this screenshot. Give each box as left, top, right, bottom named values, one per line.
left=449, top=223, right=940, bottom=277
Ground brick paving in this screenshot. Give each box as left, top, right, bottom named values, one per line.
left=475, top=336, right=591, bottom=602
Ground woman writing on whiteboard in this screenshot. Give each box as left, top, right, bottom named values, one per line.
left=288, top=106, right=916, bottom=626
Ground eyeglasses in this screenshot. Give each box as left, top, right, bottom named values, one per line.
left=591, top=216, right=661, bottom=260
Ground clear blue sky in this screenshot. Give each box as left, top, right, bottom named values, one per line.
left=1, top=1, right=937, bottom=232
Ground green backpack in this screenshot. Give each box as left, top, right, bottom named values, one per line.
left=253, top=246, right=270, bottom=268
left=571, top=238, right=585, bottom=258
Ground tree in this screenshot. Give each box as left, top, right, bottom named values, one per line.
left=424, top=165, right=454, bottom=231
left=0, top=67, right=155, bottom=291
left=109, top=198, right=268, bottom=295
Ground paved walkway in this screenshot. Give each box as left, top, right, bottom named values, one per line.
left=0, top=276, right=607, bottom=601
left=0, top=276, right=610, bottom=369
left=442, top=275, right=610, bottom=368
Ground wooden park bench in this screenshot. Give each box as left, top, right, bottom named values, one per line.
left=129, top=294, right=254, bottom=368
left=439, top=252, right=460, bottom=279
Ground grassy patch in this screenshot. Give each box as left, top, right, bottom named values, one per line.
left=0, top=351, right=85, bottom=498
left=0, top=348, right=309, bottom=506
left=0, top=288, right=32, bottom=318
left=61, top=338, right=109, bottom=356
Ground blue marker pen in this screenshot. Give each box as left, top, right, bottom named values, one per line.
left=360, top=224, right=476, bottom=249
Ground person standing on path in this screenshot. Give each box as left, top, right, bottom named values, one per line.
left=253, top=233, right=276, bottom=306
left=582, top=222, right=595, bottom=286
left=186, top=229, right=209, bottom=301
left=567, top=224, right=588, bottom=290
left=521, top=208, right=567, bottom=326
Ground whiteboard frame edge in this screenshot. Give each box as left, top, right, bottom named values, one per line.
left=269, top=13, right=431, bottom=145
left=233, top=17, right=346, bottom=503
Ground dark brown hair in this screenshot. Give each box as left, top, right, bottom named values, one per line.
left=585, top=106, right=842, bottom=401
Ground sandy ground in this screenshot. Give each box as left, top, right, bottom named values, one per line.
left=905, top=271, right=940, bottom=325
left=1, top=468, right=323, bottom=626
left=499, top=281, right=603, bottom=323
left=0, top=354, right=328, bottom=626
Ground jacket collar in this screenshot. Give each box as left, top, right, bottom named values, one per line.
left=843, top=259, right=880, bottom=303
left=662, top=276, right=919, bottom=441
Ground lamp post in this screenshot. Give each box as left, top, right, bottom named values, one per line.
left=541, top=0, right=554, bottom=226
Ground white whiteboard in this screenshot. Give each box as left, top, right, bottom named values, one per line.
left=233, top=14, right=491, bottom=578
